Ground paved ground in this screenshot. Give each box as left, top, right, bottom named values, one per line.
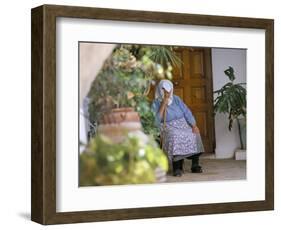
left=166, top=159, right=246, bottom=183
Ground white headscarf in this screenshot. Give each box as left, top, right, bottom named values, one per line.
left=155, top=79, right=174, bottom=105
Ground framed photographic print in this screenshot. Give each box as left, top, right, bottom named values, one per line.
left=31, top=4, right=274, bottom=225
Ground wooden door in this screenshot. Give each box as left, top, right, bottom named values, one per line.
left=172, top=47, right=215, bottom=153
left=148, top=47, right=215, bottom=153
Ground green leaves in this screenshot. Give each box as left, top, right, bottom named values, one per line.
left=87, top=45, right=177, bottom=140
left=146, top=46, right=182, bottom=69
left=79, top=134, right=168, bottom=186
left=224, top=66, right=235, bottom=82
left=214, top=66, right=246, bottom=131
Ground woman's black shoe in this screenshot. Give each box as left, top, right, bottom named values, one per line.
left=172, top=159, right=183, bottom=177
left=173, top=169, right=183, bottom=177
left=191, top=165, right=203, bottom=173
left=173, top=160, right=183, bottom=177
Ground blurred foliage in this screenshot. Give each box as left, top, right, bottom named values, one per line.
left=87, top=45, right=179, bottom=139
left=80, top=134, right=168, bottom=186
left=141, top=46, right=181, bottom=69
left=214, top=66, right=246, bottom=131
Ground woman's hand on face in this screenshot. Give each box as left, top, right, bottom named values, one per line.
left=162, top=97, right=169, bottom=106
left=162, top=89, right=171, bottom=105
left=192, top=126, right=200, bottom=134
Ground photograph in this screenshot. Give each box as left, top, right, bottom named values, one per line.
left=30, top=4, right=273, bottom=224
left=79, top=43, right=247, bottom=186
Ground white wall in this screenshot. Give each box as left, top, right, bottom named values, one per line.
left=212, top=48, right=247, bottom=158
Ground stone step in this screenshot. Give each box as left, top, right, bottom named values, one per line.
left=235, top=149, right=247, bottom=160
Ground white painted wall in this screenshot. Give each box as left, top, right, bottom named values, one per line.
left=212, top=48, right=246, bottom=158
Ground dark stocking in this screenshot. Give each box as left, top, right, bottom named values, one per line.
left=187, top=153, right=203, bottom=173
left=191, top=155, right=199, bottom=168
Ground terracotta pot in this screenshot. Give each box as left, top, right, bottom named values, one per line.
left=98, top=107, right=142, bottom=143
left=101, top=107, right=140, bottom=124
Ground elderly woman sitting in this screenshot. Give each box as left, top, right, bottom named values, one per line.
left=152, top=79, right=205, bottom=177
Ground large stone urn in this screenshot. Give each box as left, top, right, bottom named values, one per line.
left=98, top=107, right=145, bottom=143
left=97, top=107, right=166, bottom=182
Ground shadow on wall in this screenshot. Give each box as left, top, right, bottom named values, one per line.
left=215, top=114, right=241, bottom=158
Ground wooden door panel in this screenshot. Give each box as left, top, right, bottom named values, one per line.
left=173, top=50, right=184, bottom=78
left=191, top=86, right=207, bottom=104
left=173, top=87, right=184, bottom=99
left=193, top=111, right=208, bottom=137
left=193, top=110, right=213, bottom=152
left=190, top=50, right=205, bottom=78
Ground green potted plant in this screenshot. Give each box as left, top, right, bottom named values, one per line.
left=214, top=66, right=246, bottom=149
left=80, top=45, right=180, bottom=185
left=80, top=134, right=168, bottom=186
left=87, top=45, right=179, bottom=140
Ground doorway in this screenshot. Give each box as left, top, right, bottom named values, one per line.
left=149, top=47, right=215, bottom=153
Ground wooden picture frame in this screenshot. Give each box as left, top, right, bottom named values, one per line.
left=31, top=4, right=274, bottom=225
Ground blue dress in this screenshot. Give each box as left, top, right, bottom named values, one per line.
left=151, top=95, right=205, bottom=162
